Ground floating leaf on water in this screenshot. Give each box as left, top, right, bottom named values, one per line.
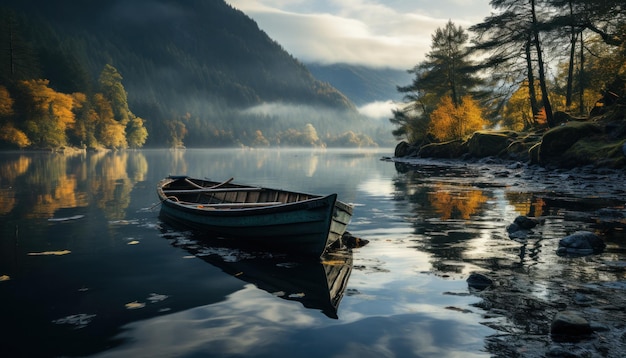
left=27, top=250, right=71, bottom=256
left=48, top=215, right=85, bottom=222
left=234, top=272, right=244, bottom=276
left=127, top=240, right=140, bottom=245
left=125, top=301, right=146, bottom=310
left=0, top=275, right=10, bottom=281
left=147, top=293, right=169, bottom=303
left=276, top=262, right=298, bottom=269
left=52, top=313, right=96, bottom=329
left=109, top=219, right=139, bottom=226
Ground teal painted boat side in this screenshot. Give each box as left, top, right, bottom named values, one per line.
left=157, top=176, right=353, bottom=257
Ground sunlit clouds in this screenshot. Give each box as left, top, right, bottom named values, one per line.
left=227, top=0, right=492, bottom=70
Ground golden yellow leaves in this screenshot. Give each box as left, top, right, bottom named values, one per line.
left=0, top=85, right=30, bottom=148
left=125, top=301, right=146, bottom=310
left=0, top=124, right=30, bottom=148
left=27, top=250, right=71, bottom=256
left=0, top=85, right=14, bottom=117
left=429, top=95, right=487, bottom=142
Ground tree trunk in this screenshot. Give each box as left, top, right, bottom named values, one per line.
left=525, top=37, right=539, bottom=121
left=565, top=1, right=576, bottom=110
left=531, top=0, right=555, bottom=127
left=579, top=33, right=585, bottom=115
left=9, top=21, right=15, bottom=77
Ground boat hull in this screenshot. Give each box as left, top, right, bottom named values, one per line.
left=157, top=176, right=353, bottom=257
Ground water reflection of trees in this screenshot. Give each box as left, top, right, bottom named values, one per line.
left=0, top=151, right=148, bottom=220
left=429, top=184, right=488, bottom=220
left=393, top=169, right=493, bottom=275
left=393, top=164, right=626, bottom=286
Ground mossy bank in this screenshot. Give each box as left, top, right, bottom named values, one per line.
left=395, top=108, right=626, bottom=169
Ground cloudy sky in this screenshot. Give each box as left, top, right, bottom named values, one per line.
left=227, top=0, right=493, bottom=70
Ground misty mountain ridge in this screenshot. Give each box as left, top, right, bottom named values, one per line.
left=306, top=63, right=412, bottom=106
left=1, top=0, right=397, bottom=147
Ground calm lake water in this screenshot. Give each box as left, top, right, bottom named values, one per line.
left=1, top=148, right=624, bottom=357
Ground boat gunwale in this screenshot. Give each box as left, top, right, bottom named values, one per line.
left=157, top=176, right=353, bottom=217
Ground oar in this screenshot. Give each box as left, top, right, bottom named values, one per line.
left=151, top=177, right=236, bottom=210
left=184, top=176, right=234, bottom=189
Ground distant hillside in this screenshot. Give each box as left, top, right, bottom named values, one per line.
left=306, top=63, right=412, bottom=106
left=0, top=0, right=386, bottom=148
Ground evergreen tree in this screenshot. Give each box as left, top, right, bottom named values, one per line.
left=470, top=1, right=544, bottom=124
left=0, top=10, right=40, bottom=83
left=416, top=20, right=482, bottom=107
left=393, top=21, right=484, bottom=143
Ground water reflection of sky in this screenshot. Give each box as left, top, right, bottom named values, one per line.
left=97, top=280, right=491, bottom=358
left=4, top=149, right=624, bottom=357
left=93, top=150, right=495, bottom=357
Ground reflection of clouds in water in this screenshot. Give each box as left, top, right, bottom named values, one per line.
left=94, top=285, right=324, bottom=357
left=96, top=281, right=491, bottom=358
left=357, top=176, right=395, bottom=197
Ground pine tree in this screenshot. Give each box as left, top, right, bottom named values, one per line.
left=393, top=21, right=484, bottom=143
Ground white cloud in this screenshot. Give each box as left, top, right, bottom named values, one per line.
left=358, top=100, right=398, bottom=119
left=227, top=0, right=492, bottom=70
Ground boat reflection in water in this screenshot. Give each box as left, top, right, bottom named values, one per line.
left=159, top=220, right=354, bottom=319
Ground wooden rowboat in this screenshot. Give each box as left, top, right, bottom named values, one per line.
left=156, top=175, right=353, bottom=257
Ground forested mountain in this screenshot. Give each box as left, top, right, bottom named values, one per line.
left=0, top=0, right=385, bottom=148
left=306, top=64, right=411, bottom=106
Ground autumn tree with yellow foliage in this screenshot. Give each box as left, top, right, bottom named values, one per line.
left=392, top=21, right=486, bottom=144
left=0, top=63, right=148, bottom=150
left=0, top=85, right=30, bottom=147
left=429, top=95, right=487, bottom=141
left=16, top=79, right=75, bottom=148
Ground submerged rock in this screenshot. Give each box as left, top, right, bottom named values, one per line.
left=550, top=310, right=593, bottom=342
left=506, top=215, right=540, bottom=240
left=557, top=231, right=605, bottom=256
left=341, top=231, right=369, bottom=248
left=514, top=215, right=539, bottom=230
left=466, top=273, right=493, bottom=290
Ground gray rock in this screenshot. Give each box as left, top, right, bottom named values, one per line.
left=551, top=310, right=593, bottom=342
left=557, top=231, right=605, bottom=256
